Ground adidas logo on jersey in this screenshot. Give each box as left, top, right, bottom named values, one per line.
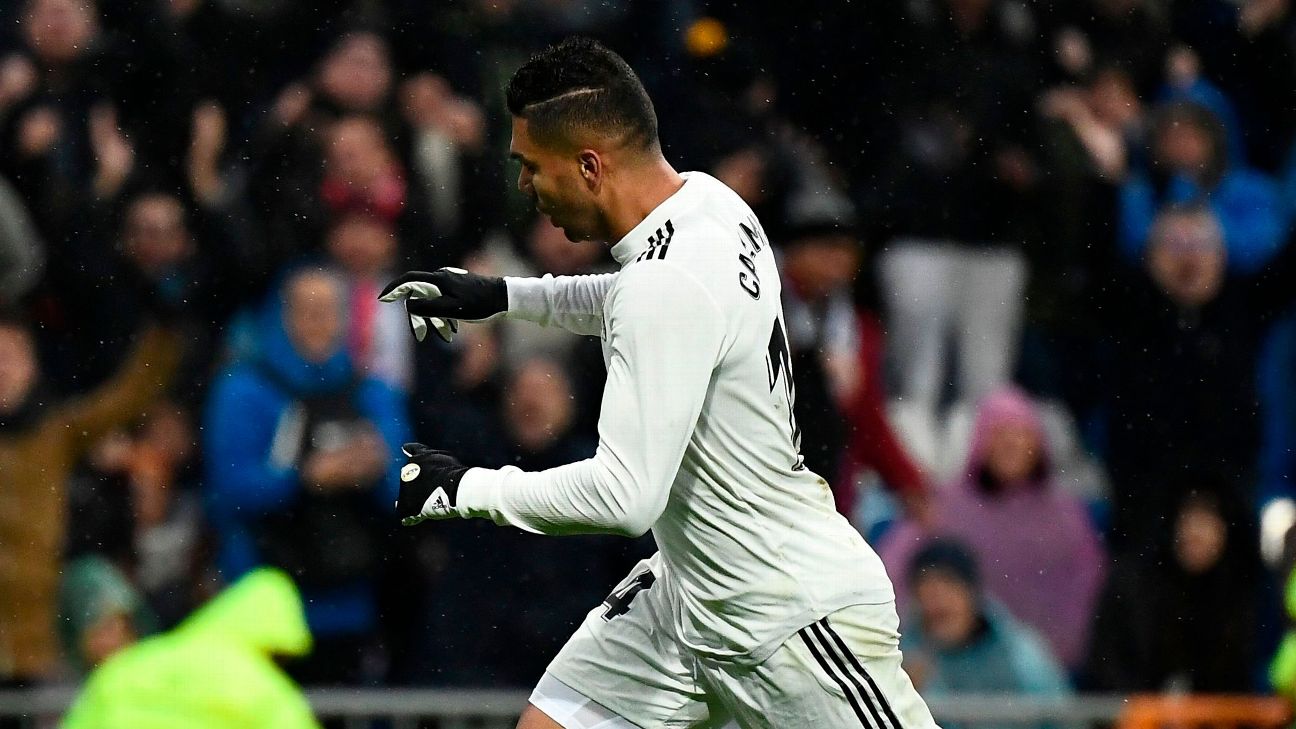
left=635, top=220, right=675, bottom=262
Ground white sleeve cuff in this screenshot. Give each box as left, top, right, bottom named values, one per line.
left=503, top=275, right=553, bottom=325
left=455, top=466, right=499, bottom=518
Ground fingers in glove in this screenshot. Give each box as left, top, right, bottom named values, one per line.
left=432, top=317, right=458, bottom=343
left=407, top=314, right=457, bottom=343
left=409, top=313, right=428, bottom=342
left=380, top=280, right=443, bottom=304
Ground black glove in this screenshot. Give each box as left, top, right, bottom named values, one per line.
left=377, top=267, right=507, bottom=343
left=396, top=443, right=470, bottom=525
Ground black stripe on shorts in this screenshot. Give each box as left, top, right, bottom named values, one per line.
left=798, top=625, right=875, bottom=729
left=809, top=622, right=891, bottom=729
left=821, top=617, right=904, bottom=729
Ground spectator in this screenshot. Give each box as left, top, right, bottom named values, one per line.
left=400, top=71, right=494, bottom=256
left=62, top=568, right=319, bottom=729
left=880, top=387, right=1105, bottom=671
left=63, top=402, right=210, bottom=627
left=46, top=190, right=215, bottom=395
left=1027, top=64, right=1143, bottom=408
left=319, top=115, right=435, bottom=260
left=1100, top=204, right=1296, bottom=548
left=777, top=187, right=928, bottom=521
left=0, top=311, right=179, bottom=685
left=123, top=403, right=211, bottom=623
left=1087, top=487, right=1258, bottom=691
left=204, top=268, right=410, bottom=685
left=313, top=30, right=395, bottom=117
left=321, top=116, right=409, bottom=227
left=900, top=539, right=1071, bottom=721
left=871, top=0, right=1043, bottom=449
left=246, top=32, right=438, bottom=270
left=1120, top=101, right=1289, bottom=274
left=324, top=213, right=413, bottom=392
left=0, top=0, right=193, bottom=240
left=57, top=555, right=155, bottom=675
left=1, top=0, right=112, bottom=221
left=501, top=358, right=593, bottom=470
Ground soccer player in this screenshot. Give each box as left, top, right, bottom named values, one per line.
left=379, top=37, right=940, bottom=729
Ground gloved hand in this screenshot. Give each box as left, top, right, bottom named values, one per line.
left=377, top=267, right=507, bottom=343
left=395, top=443, right=470, bottom=525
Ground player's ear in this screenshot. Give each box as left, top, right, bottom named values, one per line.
left=577, top=150, right=602, bottom=191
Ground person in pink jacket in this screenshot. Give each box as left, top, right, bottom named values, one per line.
left=879, top=386, right=1105, bottom=670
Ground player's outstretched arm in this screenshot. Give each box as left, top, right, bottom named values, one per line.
left=504, top=271, right=618, bottom=336
left=451, top=262, right=724, bottom=536
left=379, top=268, right=617, bottom=342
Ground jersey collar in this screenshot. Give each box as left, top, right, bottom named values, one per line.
left=609, top=171, right=701, bottom=267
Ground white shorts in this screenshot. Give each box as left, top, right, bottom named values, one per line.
left=529, top=556, right=940, bottom=729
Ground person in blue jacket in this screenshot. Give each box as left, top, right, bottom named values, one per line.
left=204, top=266, right=410, bottom=685
left=1119, top=100, right=1289, bottom=274
left=899, top=539, right=1071, bottom=729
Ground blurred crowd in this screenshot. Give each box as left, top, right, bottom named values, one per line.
left=3, top=0, right=1296, bottom=709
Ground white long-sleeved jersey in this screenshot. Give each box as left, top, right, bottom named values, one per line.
left=456, top=172, right=894, bottom=666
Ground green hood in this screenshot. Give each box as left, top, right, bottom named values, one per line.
left=175, top=567, right=312, bottom=657
left=62, top=569, right=318, bottom=729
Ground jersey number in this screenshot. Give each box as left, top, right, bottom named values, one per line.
left=767, top=316, right=805, bottom=469
left=601, top=570, right=656, bottom=621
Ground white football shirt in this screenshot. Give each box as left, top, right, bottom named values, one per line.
left=456, top=172, right=894, bottom=666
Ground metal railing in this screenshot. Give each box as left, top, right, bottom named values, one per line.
left=0, top=688, right=1145, bottom=728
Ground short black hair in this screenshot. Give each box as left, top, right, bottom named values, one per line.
left=506, top=37, right=659, bottom=152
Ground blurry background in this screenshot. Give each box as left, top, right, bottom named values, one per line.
left=3, top=0, right=1296, bottom=725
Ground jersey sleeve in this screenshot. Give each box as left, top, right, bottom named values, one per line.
left=457, top=262, right=725, bottom=536
left=504, top=272, right=618, bottom=337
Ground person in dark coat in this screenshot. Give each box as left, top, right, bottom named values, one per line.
left=1086, top=484, right=1259, bottom=691
left=1100, top=203, right=1296, bottom=549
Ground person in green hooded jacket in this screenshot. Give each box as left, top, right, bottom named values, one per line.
left=62, top=568, right=319, bottom=729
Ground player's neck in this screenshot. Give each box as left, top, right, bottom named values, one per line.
left=603, top=157, right=685, bottom=243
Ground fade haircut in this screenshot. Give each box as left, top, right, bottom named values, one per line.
left=506, top=37, right=659, bottom=153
